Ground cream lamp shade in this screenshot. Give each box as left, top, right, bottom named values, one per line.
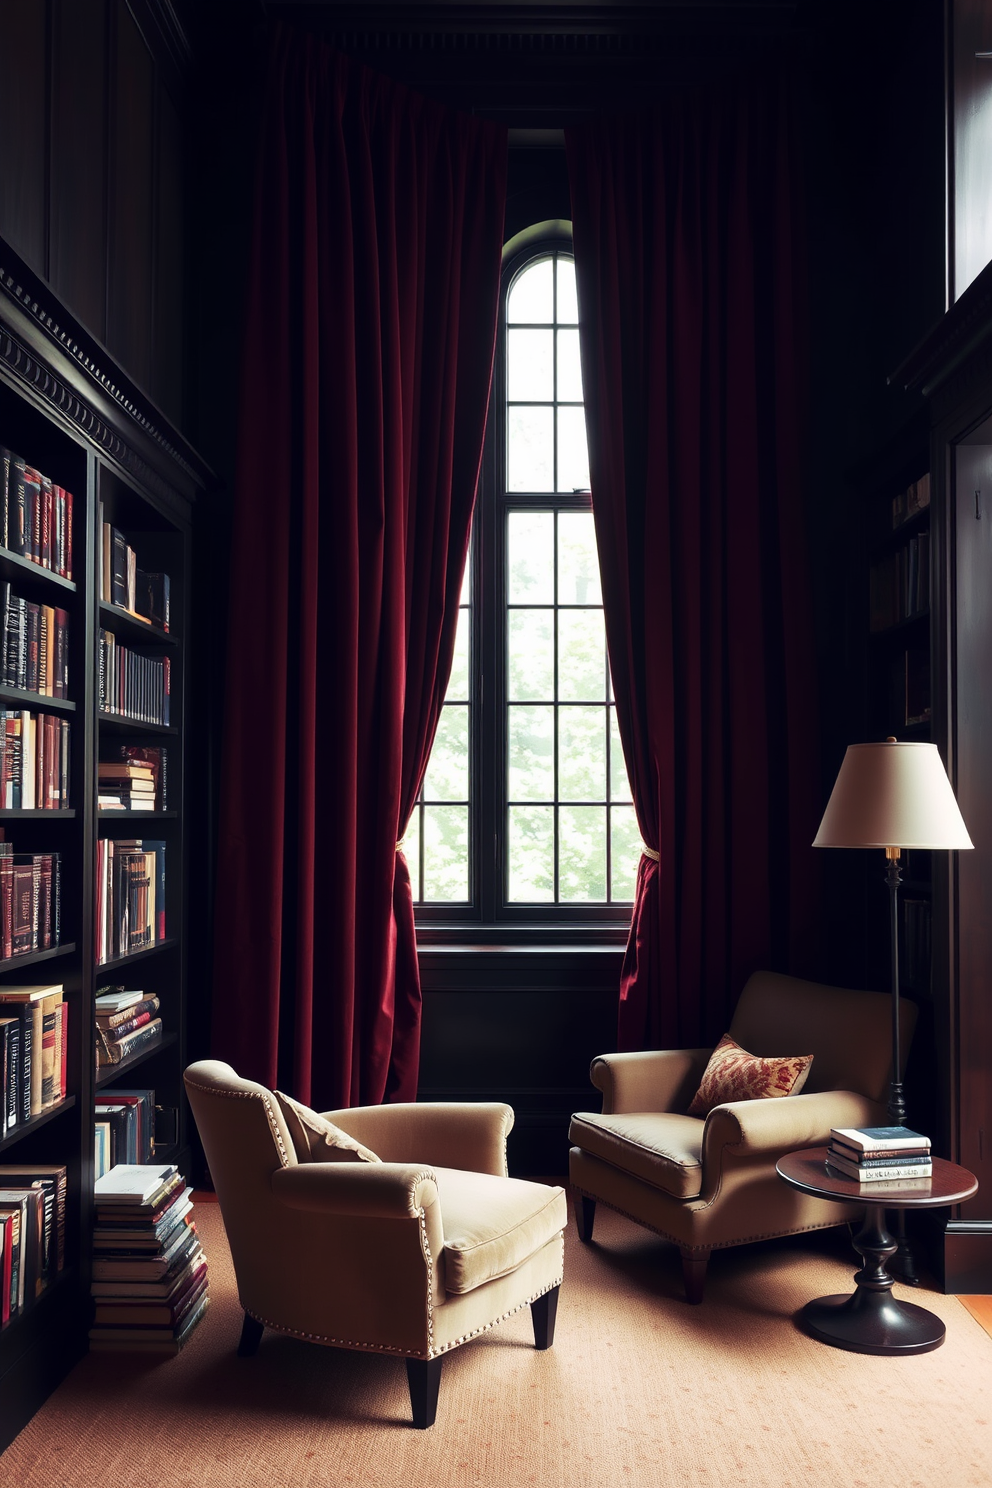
left=813, top=741, right=974, bottom=851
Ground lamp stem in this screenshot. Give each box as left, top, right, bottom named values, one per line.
left=884, top=849, right=905, bottom=1125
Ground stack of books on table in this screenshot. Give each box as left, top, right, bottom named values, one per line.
left=826, top=1126, right=933, bottom=1184
left=89, top=1163, right=208, bottom=1352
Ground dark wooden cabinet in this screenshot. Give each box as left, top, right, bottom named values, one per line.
left=0, top=240, right=208, bottom=1448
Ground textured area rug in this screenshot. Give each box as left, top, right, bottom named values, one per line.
left=1, top=1196, right=989, bottom=1488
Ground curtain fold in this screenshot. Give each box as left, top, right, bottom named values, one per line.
left=566, top=72, right=819, bottom=1051
left=211, top=28, right=506, bottom=1108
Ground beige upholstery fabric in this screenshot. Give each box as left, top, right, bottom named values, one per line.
left=273, top=1090, right=381, bottom=1164
left=183, top=1060, right=565, bottom=1363
left=432, top=1167, right=568, bottom=1294
left=568, top=1113, right=704, bottom=1199
left=569, top=970, right=916, bottom=1295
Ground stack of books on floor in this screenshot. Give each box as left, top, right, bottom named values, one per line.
left=89, top=1163, right=208, bottom=1352
left=826, top=1125, right=933, bottom=1184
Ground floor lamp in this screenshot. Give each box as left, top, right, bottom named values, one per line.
left=813, top=739, right=973, bottom=1278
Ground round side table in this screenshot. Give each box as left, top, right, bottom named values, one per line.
left=776, top=1147, right=978, bottom=1356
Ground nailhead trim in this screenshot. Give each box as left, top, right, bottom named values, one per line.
left=184, top=1077, right=291, bottom=1166
left=240, top=1229, right=565, bottom=1361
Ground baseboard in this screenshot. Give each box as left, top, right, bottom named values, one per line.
left=940, top=1221, right=992, bottom=1294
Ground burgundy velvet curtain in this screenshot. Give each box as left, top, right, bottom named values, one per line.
left=566, top=74, right=819, bottom=1051
left=211, top=30, right=506, bottom=1108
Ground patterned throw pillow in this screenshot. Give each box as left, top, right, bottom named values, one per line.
left=273, top=1090, right=381, bottom=1164
left=686, top=1034, right=814, bottom=1117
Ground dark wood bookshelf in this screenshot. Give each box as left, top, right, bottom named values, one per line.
left=0, top=230, right=208, bottom=1449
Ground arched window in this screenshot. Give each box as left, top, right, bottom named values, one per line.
left=408, top=229, right=637, bottom=926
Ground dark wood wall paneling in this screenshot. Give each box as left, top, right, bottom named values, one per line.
left=0, top=0, right=188, bottom=428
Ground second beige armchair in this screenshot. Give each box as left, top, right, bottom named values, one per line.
left=569, top=970, right=916, bottom=1302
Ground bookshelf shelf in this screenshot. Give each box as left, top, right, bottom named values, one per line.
left=0, top=942, right=77, bottom=970
left=97, top=601, right=177, bottom=647
left=0, top=1096, right=76, bottom=1154
left=97, top=938, right=179, bottom=973
left=97, top=714, right=177, bottom=736
left=0, top=688, right=75, bottom=713
left=0, top=236, right=208, bottom=1448
left=0, top=549, right=75, bottom=595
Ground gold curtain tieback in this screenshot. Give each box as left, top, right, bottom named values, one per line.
left=641, top=844, right=660, bottom=863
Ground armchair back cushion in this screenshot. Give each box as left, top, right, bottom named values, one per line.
left=728, top=970, right=915, bottom=1104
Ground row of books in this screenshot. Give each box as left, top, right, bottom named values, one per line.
left=0, top=983, right=66, bottom=1135
left=0, top=1163, right=66, bottom=1325
left=94, top=1085, right=156, bottom=1177
left=95, top=987, right=162, bottom=1071
left=98, top=629, right=171, bottom=726
left=891, top=471, right=931, bottom=530
left=0, top=449, right=74, bottom=579
left=0, top=585, right=70, bottom=698
left=869, top=531, right=930, bottom=632
left=0, top=846, right=61, bottom=961
left=90, top=1163, right=208, bottom=1352
left=96, top=839, right=166, bottom=964
left=98, top=512, right=170, bottom=632
left=1, top=709, right=71, bottom=810
left=826, top=1125, right=932, bottom=1183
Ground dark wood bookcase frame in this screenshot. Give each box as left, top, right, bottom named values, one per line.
left=0, top=238, right=209, bottom=1449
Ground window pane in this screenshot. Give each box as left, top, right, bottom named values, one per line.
left=610, top=805, right=641, bottom=903
left=559, top=806, right=607, bottom=901
left=403, top=809, right=421, bottom=900
left=609, top=707, right=632, bottom=801
left=459, top=557, right=471, bottom=606
left=558, top=609, right=607, bottom=700
left=508, top=328, right=554, bottom=401
left=423, top=705, right=468, bottom=801
left=559, top=706, right=607, bottom=801
left=508, top=705, right=554, bottom=800
left=509, top=406, right=554, bottom=492
left=423, top=805, right=469, bottom=901
left=557, top=405, right=590, bottom=493
left=447, top=608, right=470, bottom=701
left=557, top=512, right=602, bottom=605
left=556, top=328, right=583, bottom=402
left=507, top=511, right=554, bottom=602
left=508, top=258, right=553, bottom=324
left=508, top=806, right=554, bottom=901
left=556, top=256, right=578, bottom=322
left=508, top=610, right=554, bottom=700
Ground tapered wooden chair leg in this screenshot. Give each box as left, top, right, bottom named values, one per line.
left=574, top=1192, right=596, bottom=1243
left=406, top=1356, right=444, bottom=1429
left=237, top=1312, right=264, bottom=1356
left=680, top=1247, right=710, bottom=1304
left=531, top=1286, right=560, bottom=1350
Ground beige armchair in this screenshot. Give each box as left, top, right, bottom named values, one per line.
left=569, top=970, right=916, bottom=1302
left=184, top=1061, right=567, bottom=1427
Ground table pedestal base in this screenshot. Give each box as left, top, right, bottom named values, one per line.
left=799, top=1292, right=945, bottom=1356
left=797, top=1207, right=945, bottom=1356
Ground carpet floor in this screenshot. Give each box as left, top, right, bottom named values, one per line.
left=1, top=1194, right=989, bottom=1488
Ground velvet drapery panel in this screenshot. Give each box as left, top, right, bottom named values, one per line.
left=211, top=29, right=506, bottom=1108
left=566, top=74, right=819, bottom=1051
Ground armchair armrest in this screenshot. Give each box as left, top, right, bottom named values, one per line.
left=271, top=1161, right=439, bottom=1218
left=319, top=1102, right=514, bottom=1176
left=590, top=1048, right=712, bottom=1115
left=702, top=1089, right=888, bottom=1165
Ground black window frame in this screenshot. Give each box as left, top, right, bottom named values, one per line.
left=414, top=223, right=634, bottom=945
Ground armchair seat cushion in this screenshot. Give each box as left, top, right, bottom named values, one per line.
left=434, top=1168, right=567, bottom=1295
left=568, top=1112, right=704, bottom=1200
